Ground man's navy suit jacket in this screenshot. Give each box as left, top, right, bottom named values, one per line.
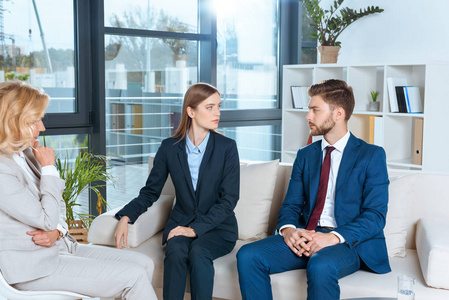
left=276, top=133, right=391, bottom=274
left=117, top=131, right=240, bottom=245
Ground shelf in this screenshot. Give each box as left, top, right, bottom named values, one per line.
left=281, top=63, right=449, bottom=171
left=284, top=108, right=309, bottom=112
left=353, top=111, right=383, bottom=116
left=384, top=113, right=424, bottom=118
left=284, top=150, right=298, bottom=154
left=387, top=159, right=423, bottom=170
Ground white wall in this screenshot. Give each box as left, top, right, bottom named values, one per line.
left=324, top=0, right=449, bottom=64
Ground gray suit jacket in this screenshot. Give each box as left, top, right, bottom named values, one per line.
left=0, top=148, right=66, bottom=284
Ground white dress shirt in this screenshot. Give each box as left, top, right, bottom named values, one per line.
left=12, top=151, right=67, bottom=235
left=280, top=131, right=351, bottom=244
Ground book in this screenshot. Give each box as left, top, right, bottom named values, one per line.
left=403, top=86, right=423, bottom=113
left=395, top=86, right=408, bottom=113
left=413, top=118, right=424, bottom=165
left=387, top=77, right=407, bottom=113
left=291, top=86, right=309, bottom=109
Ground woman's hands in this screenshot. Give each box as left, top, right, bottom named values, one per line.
left=167, top=226, right=197, bottom=241
left=32, top=140, right=55, bottom=167
left=115, top=216, right=130, bottom=249
left=27, top=229, right=60, bottom=247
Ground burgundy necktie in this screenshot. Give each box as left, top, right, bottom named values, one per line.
left=306, top=146, right=335, bottom=230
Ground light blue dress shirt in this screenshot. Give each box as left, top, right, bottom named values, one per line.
left=186, top=131, right=210, bottom=191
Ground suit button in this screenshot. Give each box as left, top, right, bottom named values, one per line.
left=352, top=241, right=358, bottom=246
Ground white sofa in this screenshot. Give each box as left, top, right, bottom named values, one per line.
left=88, top=158, right=449, bottom=299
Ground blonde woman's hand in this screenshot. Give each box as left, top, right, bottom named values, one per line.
left=32, top=140, right=55, bottom=167
left=115, top=216, right=130, bottom=249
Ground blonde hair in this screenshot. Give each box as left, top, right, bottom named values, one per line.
left=0, top=81, right=49, bottom=157
left=172, top=82, right=220, bottom=141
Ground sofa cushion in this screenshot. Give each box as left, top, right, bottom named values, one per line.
left=416, top=218, right=449, bottom=290
left=88, top=195, right=175, bottom=248
left=384, top=175, right=414, bottom=257
left=234, top=160, right=279, bottom=240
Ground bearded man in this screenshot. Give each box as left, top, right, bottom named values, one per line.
left=237, top=79, right=391, bottom=300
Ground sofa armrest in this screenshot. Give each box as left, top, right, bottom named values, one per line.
left=88, top=195, right=175, bottom=248
left=416, top=218, right=449, bottom=290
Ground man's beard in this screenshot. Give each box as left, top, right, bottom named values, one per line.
left=309, top=115, right=335, bottom=136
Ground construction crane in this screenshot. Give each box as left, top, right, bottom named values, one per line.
left=31, top=0, right=52, bottom=73
left=0, top=0, right=16, bottom=67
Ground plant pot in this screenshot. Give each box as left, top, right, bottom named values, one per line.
left=68, top=220, right=89, bottom=244
left=369, top=101, right=380, bottom=111
left=317, top=46, right=341, bottom=64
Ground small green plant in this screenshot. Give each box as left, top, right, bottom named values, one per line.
left=370, top=91, right=380, bottom=102
left=5, top=71, right=30, bottom=82
left=300, top=0, right=384, bottom=47
left=55, top=151, right=114, bottom=227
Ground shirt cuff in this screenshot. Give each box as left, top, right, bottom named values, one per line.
left=42, top=165, right=60, bottom=178
left=331, top=230, right=345, bottom=243
left=278, top=224, right=296, bottom=236
left=57, top=223, right=67, bottom=236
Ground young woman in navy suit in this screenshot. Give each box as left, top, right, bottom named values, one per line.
left=115, top=83, right=240, bottom=300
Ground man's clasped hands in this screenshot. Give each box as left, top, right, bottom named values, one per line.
left=281, top=227, right=341, bottom=257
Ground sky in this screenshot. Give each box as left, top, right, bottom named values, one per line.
left=3, top=0, right=74, bottom=52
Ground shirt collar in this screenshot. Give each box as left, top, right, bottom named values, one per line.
left=186, top=131, right=210, bottom=154
left=321, top=130, right=350, bottom=153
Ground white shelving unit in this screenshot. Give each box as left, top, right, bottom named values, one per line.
left=281, top=63, right=449, bottom=172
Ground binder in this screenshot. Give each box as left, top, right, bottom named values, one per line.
left=373, top=117, right=384, bottom=147
left=413, top=118, right=423, bottom=165
left=387, top=77, right=407, bottom=113
left=291, top=86, right=309, bottom=109
left=369, top=116, right=375, bottom=144
left=395, top=86, right=408, bottom=113
left=404, top=86, right=423, bottom=113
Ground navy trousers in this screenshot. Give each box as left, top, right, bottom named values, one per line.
left=163, top=229, right=235, bottom=300
left=237, top=231, right=360, bottom=300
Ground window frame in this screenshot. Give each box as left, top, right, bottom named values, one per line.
left=46, top=0, right=305, bottom=215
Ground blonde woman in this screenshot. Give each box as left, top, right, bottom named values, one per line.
left=0, top=81, right=157, bottom=300
left=115, top=83, right=240, bottom=300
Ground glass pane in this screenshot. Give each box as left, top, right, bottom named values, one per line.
left=301, top=47, right=317, bottom=64
left=37, top=134, right=89, bottom=217
left=105, top=34, right=198, bottom=209
left=104, top=0, right=198, bottom=33
left=215, top=0, right=278, bottom=109
left=1, top=0, right=76, bottom=113
left=219, top=125, right=281, bottom=161
left=301, top=5, right=316, bottom=44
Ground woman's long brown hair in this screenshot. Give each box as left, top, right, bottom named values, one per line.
left=172, top=82, right=220, bottom=142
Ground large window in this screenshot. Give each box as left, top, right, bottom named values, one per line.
left=102, top=0, right=284, bottom=209
left=0, top=1, right=308, bottom=213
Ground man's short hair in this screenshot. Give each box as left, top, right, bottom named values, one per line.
left=308, top=79, right=355, bottom=121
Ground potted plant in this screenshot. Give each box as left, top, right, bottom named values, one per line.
left=55, top=150, right=114, bottom=243
left=369, top=90, right=380, bottom=111
left=300, top=0, right=384, bottom=63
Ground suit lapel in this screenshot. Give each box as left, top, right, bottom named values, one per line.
left=6, top=150, right=41, bottom=198
left=196, top=132, right=215, bottom=196
left=308, top=140, right=322, bottom=209
left=177, top=138, right=196, bottom=198
left=335, top=133, right=360, bottom=195
left=23, top=148, right=42, bottom=179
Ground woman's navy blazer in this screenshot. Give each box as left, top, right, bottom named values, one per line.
left=117, top=131, right=240, bottom=245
